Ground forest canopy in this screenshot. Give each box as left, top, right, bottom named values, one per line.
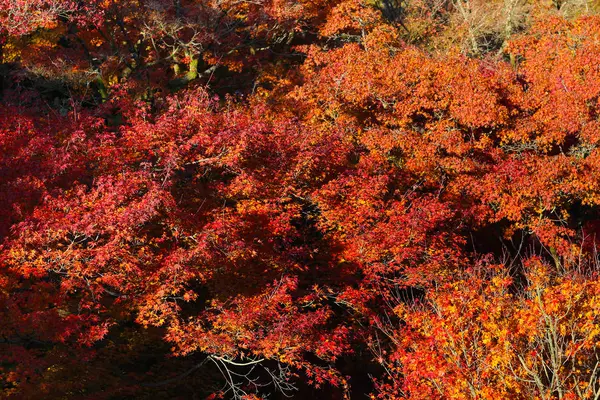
left=3, top=1, right=600, bottom=399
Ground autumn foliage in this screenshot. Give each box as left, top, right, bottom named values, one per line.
left=3, top=1, right=600, bottom=399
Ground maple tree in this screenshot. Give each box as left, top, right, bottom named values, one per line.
left=4, top=1, right=600, bottom=399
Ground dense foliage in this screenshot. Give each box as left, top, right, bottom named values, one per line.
left=3, top=1, right=600, bottom=398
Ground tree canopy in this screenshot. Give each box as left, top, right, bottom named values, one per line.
left=3, top=1, right=600, bottom=399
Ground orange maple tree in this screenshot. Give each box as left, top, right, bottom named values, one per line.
left=3, top=1, right=600, bottom=399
